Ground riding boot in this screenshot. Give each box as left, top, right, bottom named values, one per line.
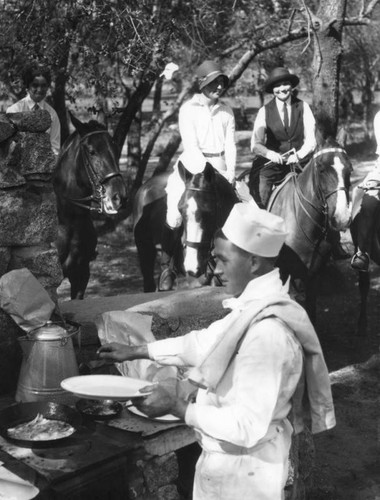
left=158, top=223, right=181, bottom=291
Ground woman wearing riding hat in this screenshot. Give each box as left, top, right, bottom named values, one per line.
left=159, top=60, right=237, bottom=290
left=250, top=67, right=316, bottom=208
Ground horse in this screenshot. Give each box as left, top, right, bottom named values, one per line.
left=53, top=113, right=127, bottom=299
left=133, top=162, right=238, bottom=292
left=350, top=181, right=380, bottom=335
left=261, top=134, right=353, bottom=322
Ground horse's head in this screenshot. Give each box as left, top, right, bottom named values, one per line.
left=178, top=162, right=237, bottom=278
left=310, top=129, right=352, bottom=231
left=59, top=113, right=127, bottom=214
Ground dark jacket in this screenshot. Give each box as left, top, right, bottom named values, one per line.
left=264, top=97, right=304, bottom=155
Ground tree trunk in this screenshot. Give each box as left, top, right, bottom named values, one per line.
left=312, top=0, right=348, bottom=134
left=127, top=110, right=142, bottom=191
left=153, top=78, right=163, bottom=115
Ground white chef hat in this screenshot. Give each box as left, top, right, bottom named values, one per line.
left=222, top=202, right=288, bottom=257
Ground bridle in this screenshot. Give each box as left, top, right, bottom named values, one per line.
left=291, top=146, right=350, bottom=246
left=180, top=179, right=225, bottom=284
left=67, top=130, right=123, bottom=213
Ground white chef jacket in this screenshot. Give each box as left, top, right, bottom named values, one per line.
left=165, top=93, right=236, bottom=228
left=7, top=94, right=61, bottom=156
left=251, top=98, right=316, bottom=160
left=148, top=269, right=303, bottom=499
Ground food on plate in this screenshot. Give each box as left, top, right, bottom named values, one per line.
left=7, top=413, right=75, bottom=441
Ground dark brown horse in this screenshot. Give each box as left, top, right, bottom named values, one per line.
left=53, top=114, right=127, bottom=299
left=133, top=162, right=238, bottom=292
left=350, top=184, right=380, bottom=334
left=266, top=135, right=352, bottom=321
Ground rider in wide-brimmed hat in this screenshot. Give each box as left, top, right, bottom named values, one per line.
left=159, top=60, right=237, bottom=291
left=250, top=66, right=316, bottom=208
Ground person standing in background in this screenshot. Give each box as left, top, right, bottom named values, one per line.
left=7, top=63, right=61, bottom=156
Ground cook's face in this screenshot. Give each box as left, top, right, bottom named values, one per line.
left=273, top=80, right=292, bottom=101
left=202, top=76, right=226, bottom=99
left=213, top=237, right=253, bottom=296
left=28, top=76, right=49, bottom=103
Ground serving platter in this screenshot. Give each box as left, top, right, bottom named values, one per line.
left=61, top=375, right=152, bottom=401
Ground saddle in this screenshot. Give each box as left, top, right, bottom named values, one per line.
left=133, top=172, right=170, bottom=229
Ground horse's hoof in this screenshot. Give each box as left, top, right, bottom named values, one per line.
left=158, top=268, right=176, bottom=291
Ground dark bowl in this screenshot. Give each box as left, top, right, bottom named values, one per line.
left=0, top=401, right=82, bottom=448
left=75, top=398, right=122, bottom=420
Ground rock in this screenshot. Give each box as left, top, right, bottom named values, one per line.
left=6, top=109, right=51, bottom=132
left=0, top=247, right=11, bottom=276
left=18, top=132, right=56, bottom=178
left=9, top=246, right=63, bottom=294
left=0, top=114, right=16, bottom=142
left=0, top=184, right=58, bottom=246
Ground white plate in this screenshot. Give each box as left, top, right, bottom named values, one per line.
left=61, top=375, right=152, bottom=401
left=126, top=404, right=181, bottom=422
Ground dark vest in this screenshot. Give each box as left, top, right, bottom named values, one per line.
left=264, top=97, right=304, bottom=154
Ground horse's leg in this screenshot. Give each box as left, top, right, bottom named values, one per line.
left=304, top=276, right=318, bottom=324
left=357, top=271, right=370, bottom=335
left=62, top=218, right=97, bottom=300
left=68, top=262, right=91, bottom=300
left=135, top=220, right=157, bottom=293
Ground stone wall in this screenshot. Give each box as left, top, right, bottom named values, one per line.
left=0, top=110, right=63, bottom=394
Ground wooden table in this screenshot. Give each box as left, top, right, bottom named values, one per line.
left=0, top=396, right=197, bottom=500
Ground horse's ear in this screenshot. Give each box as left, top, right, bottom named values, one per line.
left=69, top=111, right=87, bottom=137
left=336, top=126, right=348, bottom=147
left=177, top=160, right=193, bottom=183
left=203, top=162, right=215, bottom=183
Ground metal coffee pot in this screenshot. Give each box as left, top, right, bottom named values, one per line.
left=16, top=321, right=80, bottom=403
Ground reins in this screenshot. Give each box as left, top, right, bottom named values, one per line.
left=66, top=130, right=123, bottom=213
left=291, top=147, right=350, bottom=249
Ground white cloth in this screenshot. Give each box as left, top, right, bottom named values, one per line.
left=148, top=270, right=306, bottom=499
left=251, top=98, right=316, bottom=160
left=165, top=93, right=236, bottom=227
left=7, top=94, right=61, bottom=155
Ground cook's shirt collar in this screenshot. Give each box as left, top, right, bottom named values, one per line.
left=222, top=268, right=289, bottom=311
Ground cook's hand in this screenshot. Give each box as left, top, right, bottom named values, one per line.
left=97, top=342, right=148, bottom=362
left=286, top=153, right=299, bottom=164
left=266, top=151, right=283, bottom=164
left=226, top=172, right=236, bottom=184
left=135, top=378, right=188, bottom=419
left=235, top=180, right=253, bottom=203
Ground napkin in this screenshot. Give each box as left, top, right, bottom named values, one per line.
left=0, top=463, right=39, bottom=500
left=95, top=310, right=177, bottom=383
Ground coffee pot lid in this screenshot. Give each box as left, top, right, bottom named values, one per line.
left=28, top=322, right=69, bottom=340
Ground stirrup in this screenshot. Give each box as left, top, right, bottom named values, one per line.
left=350, top=252, right=369, bottom=272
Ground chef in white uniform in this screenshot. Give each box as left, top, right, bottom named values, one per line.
left=98, top=202, right=335, bottom=500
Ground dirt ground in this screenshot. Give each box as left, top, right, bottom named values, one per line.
left=57, top=139, right=380, bottom=500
